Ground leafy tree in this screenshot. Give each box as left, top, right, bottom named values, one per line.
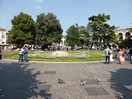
left=35, top=13, right=63, bottom=49
left=66, top=24, right=82, bottom=47
left=88, top=13, right=117, bottom=49
left=129, top=27, right=132, bottom=33
left=78, top=26, right=87, bottom=46
left=8, top=12, right=36, bottom=48
left=119, top=35, right=132, bottom=48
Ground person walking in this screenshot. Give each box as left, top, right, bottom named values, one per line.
left=104, top=46, right=110, bottom=64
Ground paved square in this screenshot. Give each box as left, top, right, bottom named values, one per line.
left=0, top=60, right=132, bottom=99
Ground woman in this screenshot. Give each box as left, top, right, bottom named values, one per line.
left=109, top=48, right=114, bottom=64
left=18, top=47, right=24, bottom=62
left=117, top=49, right=125, bottom=64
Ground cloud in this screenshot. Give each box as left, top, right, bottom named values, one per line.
left=34, top=0, right=44, bottom=3
left=34, top=5, right=41, bottom=10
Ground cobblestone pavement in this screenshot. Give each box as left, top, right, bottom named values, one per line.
left=0, top=60, right=132, bottom=99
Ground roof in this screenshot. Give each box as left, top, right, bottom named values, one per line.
left=0, top=28, right=6, bottom=31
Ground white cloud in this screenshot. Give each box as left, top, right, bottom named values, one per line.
left=34, top=5, right=41, bottom=10
left=34, top=0, right=44, bottom=3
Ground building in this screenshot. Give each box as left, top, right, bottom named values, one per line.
left=115, top=29, right=132, bottom=40
left=0, top=27, right=8, bottom=48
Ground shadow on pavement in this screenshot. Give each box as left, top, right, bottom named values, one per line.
left=0, top=62, right=52, bottom=99
left=110, top=68, right=132, bottom=99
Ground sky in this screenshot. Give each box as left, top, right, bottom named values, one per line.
left=0, top=0, right=132, bottom=35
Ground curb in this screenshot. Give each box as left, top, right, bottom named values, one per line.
left=2, top=59, right=104, bottom=64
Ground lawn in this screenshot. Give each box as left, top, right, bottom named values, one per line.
left=3, top=50, right=105, bottom=62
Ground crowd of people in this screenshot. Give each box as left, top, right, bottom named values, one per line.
left=104, top=46, right=132, bottom=64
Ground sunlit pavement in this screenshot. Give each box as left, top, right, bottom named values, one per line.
left=0, top=59, right=132, bottom=99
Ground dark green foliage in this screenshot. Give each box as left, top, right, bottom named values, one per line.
left=119, top=36, right=132, bottom=48
left=35, top=13, right=63, bottom=49
left=88, top=13, right=117, bottom=48
left=66, top=24, right=82, bottom=46
left=8, top=12, right=36, bottom=48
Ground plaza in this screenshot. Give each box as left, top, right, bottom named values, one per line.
left=0, top=60, right=132, bottom=99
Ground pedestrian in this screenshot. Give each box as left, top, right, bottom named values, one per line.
left=18, top=46, right=24, bottom=62
left=104, top=46, right=110, bottom=64
left=0, top=46, right=2, bottom=60
left=117, top=49, right=125, bottom=64
left=124, top=47, right=129, bottom=61
left=23, top=45, right=29, bottom=62
left=109, top=48, right=114, bottom=64
left=129, top=47, right=132, bottom=62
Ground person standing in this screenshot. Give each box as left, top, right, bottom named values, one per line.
left=124, top=47, right=129, bottom=61
left=109, top=48, right=114, bottom=64
left=129, top=47, right=132, bottom=63
left=18, top=47, right=24, bottom=62
left=23, top=45, right=29, bottom=62
left=104, top=46, right=110, bottom=64
left=0, top=46, right=2, bottom=60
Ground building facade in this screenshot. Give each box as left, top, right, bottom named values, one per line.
left=115, top=29, right=132, bottom=40
left=0, top=28, right=8, bottom=46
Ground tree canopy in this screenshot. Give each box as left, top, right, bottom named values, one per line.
left=66, top=24, right=82, bottom=47
left=8, top=12, right=36, bottom=47
left=88, top=13, right=118, bottom=48
left=35, top=13, right=63, bottom=49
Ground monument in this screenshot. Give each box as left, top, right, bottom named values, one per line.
left=60, top=37, right=66, bottom=50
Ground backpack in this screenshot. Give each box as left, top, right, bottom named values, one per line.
left=108, top=50, right=111, bottom=55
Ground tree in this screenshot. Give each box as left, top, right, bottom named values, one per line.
left=35, top=13, right=63, bottom=49
left=88, top=13, right=117, bottom=49
left=78, top=26, right=87, bottom=46
left=66, top=24, right=82, bottom=47
left=129, top=27, right=132, bottom=33
left=8, top=12, right=36, bottom=48
left=119, top=35, right=132, bottom=48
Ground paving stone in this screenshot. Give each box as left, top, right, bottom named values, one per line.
left=43, top=71, right=56, bottom=74
left=37, top=85, right=51, bottom=91
left=85, top=87, right=109, bottom=95
left=80, top=79, right=98, bottom=85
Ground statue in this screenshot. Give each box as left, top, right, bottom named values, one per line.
left=61, top=37, right=66, bottom=47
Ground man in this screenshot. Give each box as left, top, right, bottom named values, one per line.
left=0, top=46, right=2, bottom=60
left=104, top=46, right=110, bottom=64
left=23, top=45, right=29, bottom=62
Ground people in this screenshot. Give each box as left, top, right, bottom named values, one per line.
left=129, top=47, right=132, bottom=63
left=117, top=49, right=125, bottom=64
left=109, top=48, right=114, bottom=64
left=0, top=46, right=2, bottom=60
left=104, top=46, right=110, bottom=64
left=23, top=44, right=29, bottom=62
left=18, top=47, right=24, bottom=62
left=124, top=47, right=129, bottom=61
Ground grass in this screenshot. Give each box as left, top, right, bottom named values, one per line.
left=3, top=50, right=105, bottom=62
